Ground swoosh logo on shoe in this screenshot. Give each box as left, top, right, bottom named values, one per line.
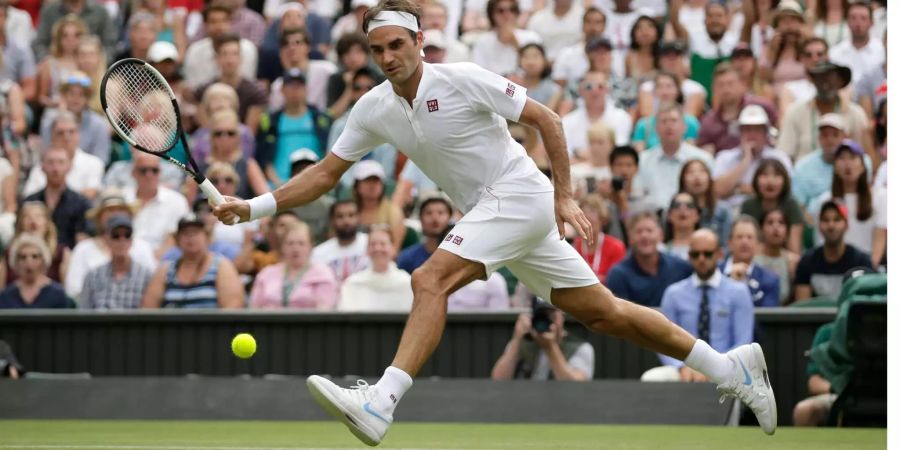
left=737, top=357, right=753, bottom=385
left=363, top=402, right=391, bottom=425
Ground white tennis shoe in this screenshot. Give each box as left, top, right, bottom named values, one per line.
left=716, top=343, right=777, bottom=435
left=306, top=375, right=392, bottom=446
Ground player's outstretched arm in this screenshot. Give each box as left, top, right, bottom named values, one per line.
left=517, top=98, right=593, bottom=245
left=213, top=153, right=353, bottom=224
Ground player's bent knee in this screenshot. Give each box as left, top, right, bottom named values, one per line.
left=411, top=267, right=447, bottom=299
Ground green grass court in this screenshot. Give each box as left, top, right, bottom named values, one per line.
left=0, top=421, right=886, bottom=450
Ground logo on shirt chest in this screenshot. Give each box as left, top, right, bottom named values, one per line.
left=427, top=99, right=439, bottom=112
left=505, top=83, right=516, bottom=97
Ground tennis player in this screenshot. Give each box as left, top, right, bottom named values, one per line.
left=212, top=0, right=777, bottom=445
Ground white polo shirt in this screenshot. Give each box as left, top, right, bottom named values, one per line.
left=829, top=38, right=886, bottom=85
left=23, top=148, right=105, bottom=197
left=331, top=62, right=552, bottom=214
left=527, top=5, right=584, bottom=61
left=471, top=29, right=542, bottom=76
left=713, top=146, right=794, bottom=208
left=561, top=102, right=634, bottom=155
left=124, top=186, right=190, bottom=250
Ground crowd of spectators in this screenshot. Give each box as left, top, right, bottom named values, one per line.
left=0, top=0, right=886, bottom=318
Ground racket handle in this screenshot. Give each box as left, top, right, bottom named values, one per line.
left=199, top=178, right=238, bottom=225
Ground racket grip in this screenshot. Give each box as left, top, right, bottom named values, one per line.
left=199, top=178, right=238, bottom=225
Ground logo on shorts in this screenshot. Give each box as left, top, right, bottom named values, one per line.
left=452, top=235, right=464, bottom=245
left=505, top=83, right=516, bottom=97
left=427, top=99, right=439, bottom=112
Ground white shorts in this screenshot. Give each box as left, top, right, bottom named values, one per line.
left=438, top=188, right=599, bottom=302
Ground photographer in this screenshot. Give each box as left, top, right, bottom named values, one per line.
left=491, top=302, right=594, bottom=381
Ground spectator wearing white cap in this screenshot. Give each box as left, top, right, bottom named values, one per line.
left=183, top=4, right=258, bottom=90
left=525, top=0, right=582, bottom=61
left=288, top=149, right=334, bottom=242
left=352, top=160, right=405, bottom=251
left=792, top=113, right=872, bottom=210
left=713, top=104, right=793, bottom=210
left=420, top=2, right=470, bottom=62
left=472, top=0, right=542, bottom=76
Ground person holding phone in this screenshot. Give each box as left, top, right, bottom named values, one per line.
left=490, top=301, right=594, bottom=381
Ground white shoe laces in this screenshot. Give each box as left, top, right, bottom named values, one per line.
left=350, top=380, right=371, bottom=391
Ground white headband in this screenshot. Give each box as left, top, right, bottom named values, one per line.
left=366, top=10, right=419, bottom=34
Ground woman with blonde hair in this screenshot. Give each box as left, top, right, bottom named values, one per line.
left=75, top=35, right=107, bottom=114
left=0, top=202, right=70, bottom=288
left=189, top=83, right=255, bottom=162
left=250, top=221, right=338, bottom=309
left=0, top=235, right=69, bottom=309
left=36, top=14, right=87, bottom=109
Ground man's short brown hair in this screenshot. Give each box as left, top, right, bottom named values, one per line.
left=213, top=32, right=241, bottom=54
left=362, top=0, right=422, bottom=37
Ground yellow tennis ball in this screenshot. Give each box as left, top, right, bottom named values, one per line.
left=231, top=333, right=256, bottom=359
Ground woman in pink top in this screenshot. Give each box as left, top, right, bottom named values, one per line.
left=249, top=222, right=338, bottom=309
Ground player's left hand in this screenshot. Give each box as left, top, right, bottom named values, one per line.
left=555, top=197, right=593, bottom=246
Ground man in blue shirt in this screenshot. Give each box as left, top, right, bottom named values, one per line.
left=642, top=228, right=754, bottom=382
left=397, top=195, right=453, bottom=273
left=606, top=211, right=693, bottom=307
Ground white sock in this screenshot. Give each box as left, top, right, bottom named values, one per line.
left=684, top=340, right=735, bottom=385
left=374, top=366, right=413, bottom=415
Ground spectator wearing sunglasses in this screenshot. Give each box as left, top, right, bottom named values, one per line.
left=80, top=214, right=153, bottom=310
left=123, top=152, right=190, bottom=256
left=641, top=229, right=753, bottom=382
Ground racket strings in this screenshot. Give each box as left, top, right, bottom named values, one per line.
left=105, top=64, right=179, bottom=153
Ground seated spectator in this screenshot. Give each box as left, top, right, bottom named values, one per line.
left=664, top=192, right=702, bottom=261
left=235, top=211, right=301, bottom=276
left=23, top=147, right=90, bottom=249
left=828, top=1, right=884, bottom=87
left=142, top=215, right=243, bottom=309
left=636, top=104, right=713, bottom=212
left=793, top=114, right=871, bottom=210
left=606, top=211, right=693, bottom=307
left=779, top=37, right=830, bottom=119
left=183, top=3, right=257, bottom=90
left=608, top=145, right=654, bottom=232
left=642, top=229, right=754, bottom=382
left=637, top=41, right=707, bottom=119
left=471, top=0, right=541, bottom=77
left=514, top=43, right=561, bottom=112
left=778, top=61, right=870, bottom=161
left=311, top=200, right=370, bottom=283
left=739, top=159, right=804, bottom=254
left=793, top=323, right=837, bottom=426
left=325, top=33, right=378, bottom=112
left=74, top=35, right=107, bottom=115
left=266, top=27, right=336, bottom=112
left=720, top=217, right=780, bottom=307
left=808, top=141, right=886, bottom=266
left=571, top=122, right=614, bottom=196
left=551, top=7, right=606, bottom=90
left=631, top=72, right=700, bottom=152
left=713, top=105, right=793, bottom=210
left=124, top=152, right=190, bottom=254
left=562, top=70, right=632, bottom=156
left=190, top=0, right=265, bottom=46
left=186, top=109, right=268, bottom=202
left=132, top=0, right=187, bottom=57
left=79, top=215, right=153, bottom=310
left=114, top=11, right=158, bottom=62
left=729, top=43, right=775, bottom=105
left=352, top=161, right=406, bottom=252
left=623, top=14, right=660, bottom=83
left=420, top=2, right=471, bottom=63
left=33, top=0, right=117, bottom=60
left=754, top=208, right=800, bottom=304
left=670, top=1, right=739, bottom=95
left=0, top=202, right=70, bottom=288
left=258, top=69, right=331, bottom=186
left=679, top=159, right=731, bottom=246
left=258, top=5, right=331, bottom=87
left=397, top=195, right=452, bottom=274
left=697, top=63, right=778, bottom=154
left=249, top=222, right=338, bottom=309
left=0, top=235, right=69, bottom=309
left=491, top=302, right=594, bottom=381
left=448, top=272, right=510, bottom=310
left=330, top=0, right=372, bottom=42
left=189, top=82, right=255, bottom=163
left=35, top=14, right=85, bottom=110
left=161, top=197, right=241, bottom=262
left=193, top=33, right=267, bottom=133
left=26, top=111, right=105, bottom=200
left=338, top=226, right=414, bottom=312
left=524, top=0, right=580, bottom=61
left=102, top=152, right=185, bottom=192
left=572, top=194, right=625, bottom=283
left=286, top=150, right=334, bottom=243
left=65, top=190, right=156, bottom=299
left=39, top=72, right=111, bottom=164
left=757, top=1, right=807, bottom=93
left=794, top=199, right=872, bottom=302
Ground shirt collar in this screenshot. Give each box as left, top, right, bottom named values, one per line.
left=691, top=269, right=722, bottom=289
left=722, top=256, right=754, bottom=276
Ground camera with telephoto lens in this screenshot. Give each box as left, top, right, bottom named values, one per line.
left=531, top=301, right=554, bottom=333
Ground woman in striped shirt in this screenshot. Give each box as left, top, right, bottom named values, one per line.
left=141, top=215, right=243, bottom=309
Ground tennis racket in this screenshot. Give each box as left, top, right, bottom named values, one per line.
left=100, top=58, right=232, bottom=217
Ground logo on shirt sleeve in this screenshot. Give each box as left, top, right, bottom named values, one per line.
left=443, top=233, right=464, bottom=245
left=427, top=99, right=439, bottom=112
left=505, top=83, right=516, bottom=97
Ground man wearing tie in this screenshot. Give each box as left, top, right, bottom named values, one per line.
left=641, top=228, right=755, bottom=382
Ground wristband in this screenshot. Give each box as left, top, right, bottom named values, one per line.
left=248, top=192, right=277, bottom=221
